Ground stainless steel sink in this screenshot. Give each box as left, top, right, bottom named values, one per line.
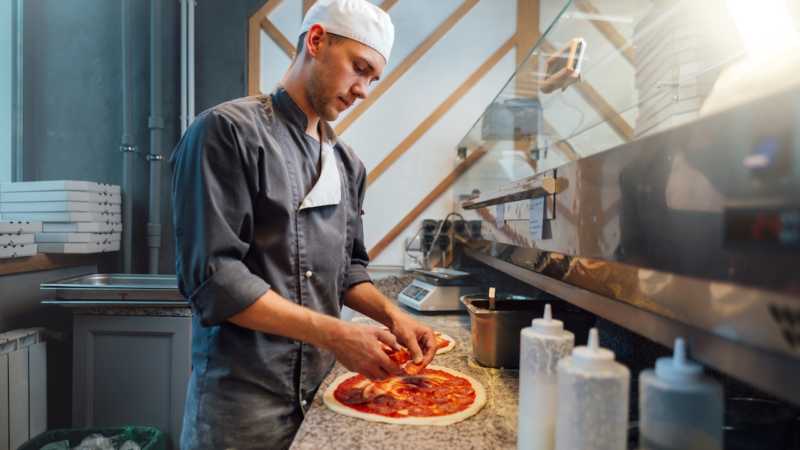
left=40, top=273, right=186, bottom=306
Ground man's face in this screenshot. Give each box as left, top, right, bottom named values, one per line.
left=306, top=32, right=386, bottom=122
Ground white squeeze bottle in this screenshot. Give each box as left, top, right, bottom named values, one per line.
left=639, top=338, right=723, bottom=450
left=555, top=328, right=630, bottom=450
left=518, top=304, right=575, bottom=450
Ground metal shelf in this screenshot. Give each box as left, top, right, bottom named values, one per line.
left=466, top=247, right=800, bottom=406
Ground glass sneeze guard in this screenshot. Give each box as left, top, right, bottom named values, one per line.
left=454, top=0, right=800, bottom=199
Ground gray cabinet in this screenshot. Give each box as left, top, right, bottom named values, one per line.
left=73, top=315, right=191, bottom=449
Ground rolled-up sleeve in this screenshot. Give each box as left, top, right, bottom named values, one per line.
left=346, top=164, right=372, bottom=288
left=171, top=110, right=270, bottom=326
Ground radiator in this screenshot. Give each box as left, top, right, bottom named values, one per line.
left=0, top=328, right=46, bottom=450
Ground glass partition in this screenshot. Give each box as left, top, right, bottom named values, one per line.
left=454, top=0, right=800, bottom=199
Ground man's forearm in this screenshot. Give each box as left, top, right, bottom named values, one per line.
left=228, top=289, right=343, bottom=349
left=343, top=281, right=403, bottom=327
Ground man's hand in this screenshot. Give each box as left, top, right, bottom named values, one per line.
left=387, top=311, right=437, bottom=369
left=324, top=322, right=406, bottom=380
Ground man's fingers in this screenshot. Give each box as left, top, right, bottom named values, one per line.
left=405, top=332, right=424, bottom=364
left=375, top=346, right=405, bottom=376
left=364, top=368, right=384, bottom=381
left=420, top=330, right=437, bottom=366
left=375, top=328, right=400, bottom=350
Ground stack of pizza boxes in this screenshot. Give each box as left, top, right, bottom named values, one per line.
left=0, top=220, right=41, bottom=259
left=0, top=180, right=122, bottom=254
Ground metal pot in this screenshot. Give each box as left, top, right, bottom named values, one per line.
left=461, top=293, right=595, bottom=368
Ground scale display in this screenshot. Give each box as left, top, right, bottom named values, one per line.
left=397, top=277, right=480, bottom=312
left=401, top=285, right=429, bottom=302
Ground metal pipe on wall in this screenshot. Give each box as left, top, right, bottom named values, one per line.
left=120, top=0, right=136, bottom=273
left=180, top=0, right=196, bottom=133
left=188, top=0, right=196, bottom=123
left=146, top=0, right=164, bottom=274
left=180, top=0, right=187, bottom=133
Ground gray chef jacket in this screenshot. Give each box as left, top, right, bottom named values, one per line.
left=170, top=87, right=371, bottom=450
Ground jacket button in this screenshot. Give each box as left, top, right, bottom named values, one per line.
left=305, top=270, right=313, bottom=279
left=301, top=399, right=308, bottom=407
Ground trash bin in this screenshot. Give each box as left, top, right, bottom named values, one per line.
left=18, top=426, right=166, bottom=450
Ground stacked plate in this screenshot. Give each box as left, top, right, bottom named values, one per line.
left=0, top=180, right=122, bottom=254
left=0, top=220, right=41, bottom=259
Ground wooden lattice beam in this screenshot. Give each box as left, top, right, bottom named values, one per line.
left=367, top=34, right=518, bottom=187
left=303, top=0, right=315, bottom=15
left=335, top=0, right=480, bottom=135
left=572, top=75, right=633, bottom=141
left=261, top=18, right=296, bottom=59
left=515, top=0, right=541, bottom=172
left=248, top=0, right=284, bottom=95
left=542, top=120, right=581, bottom=161
left=368, top=146, right=490, bottom=259
left=380, top=0, right=399, bottom=11
left=541, top=39, right=633, bottom=142
left=574, top=0, right=635, bottom=66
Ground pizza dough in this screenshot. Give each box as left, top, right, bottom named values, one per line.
left=323, top=365, right=487, bottom=426
left=434, top=332, right=455, bottom=354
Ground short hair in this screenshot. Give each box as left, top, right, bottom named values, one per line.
left=294, top=31, right=343, bottom=59
left=295, top=32, right=307, bottom=57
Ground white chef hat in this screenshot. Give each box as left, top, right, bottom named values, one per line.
left=300, top=0, right=395, bottom=64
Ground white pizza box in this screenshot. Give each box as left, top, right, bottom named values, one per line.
left=101, top=184, right=121, bottom=195
left=0, top=201, right=121, bottom=213
left=41, top=222, right=116, bottom=233
left=0, top=191, right=122, bottom=204
left=38, top=242, right=105, bottom=254
left=1, top=180, right=98, bottom=193
left=0, top=180, right=121, bottom=195
left=0, top=220, right=43, bottom=234
left=0, top=243, right=37, bottom=259
left=1, top=212, right=105, bottom=222
left=103, top=240, right=120, bottom=252
left=35, top=232, right=119, bottom=243
left=0, top=233, right=35, bottom=246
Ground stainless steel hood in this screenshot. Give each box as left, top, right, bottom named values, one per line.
left=459, top=84, right=800, bottom=404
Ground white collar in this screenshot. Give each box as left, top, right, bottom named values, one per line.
left=298, top=142, right=342, bottom=211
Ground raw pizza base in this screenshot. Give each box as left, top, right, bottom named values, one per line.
left=323, top=365, right=487, bottom=426
left=435, top=333, right=455, bottom=355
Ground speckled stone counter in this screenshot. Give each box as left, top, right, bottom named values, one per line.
left=290, top=304, right=520, bottom=450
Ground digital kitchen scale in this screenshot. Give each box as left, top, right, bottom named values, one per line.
left=397, top=268, right=481, bottom=312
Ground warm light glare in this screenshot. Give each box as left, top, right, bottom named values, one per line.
left=727, top=0, right=799, bottom=56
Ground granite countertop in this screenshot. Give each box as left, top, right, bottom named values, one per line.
left=290, top=276, right=520, bottom=450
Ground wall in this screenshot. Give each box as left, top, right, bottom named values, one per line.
left=0, top=265, right=98, bottom=429
left=0, top=1, right=12, bottom=183
left=257, top=0, right=519, bottom=268
left=196, top=0, right=266, bottom=112
left=19, top=0, right=181, bottom=274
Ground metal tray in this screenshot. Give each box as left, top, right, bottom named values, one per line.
left=461, top=293, right=594, bottom=368
left=40, top=273, right=185, bottom=303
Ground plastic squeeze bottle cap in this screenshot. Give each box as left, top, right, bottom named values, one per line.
left=571, top=328, right=615, bottom=369
left=655, top=338, right=703, bottom=381
left=531, top=304, right=565, bottom=336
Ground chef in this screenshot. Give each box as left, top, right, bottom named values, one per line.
left=170, top=0, right=437, bottom=448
